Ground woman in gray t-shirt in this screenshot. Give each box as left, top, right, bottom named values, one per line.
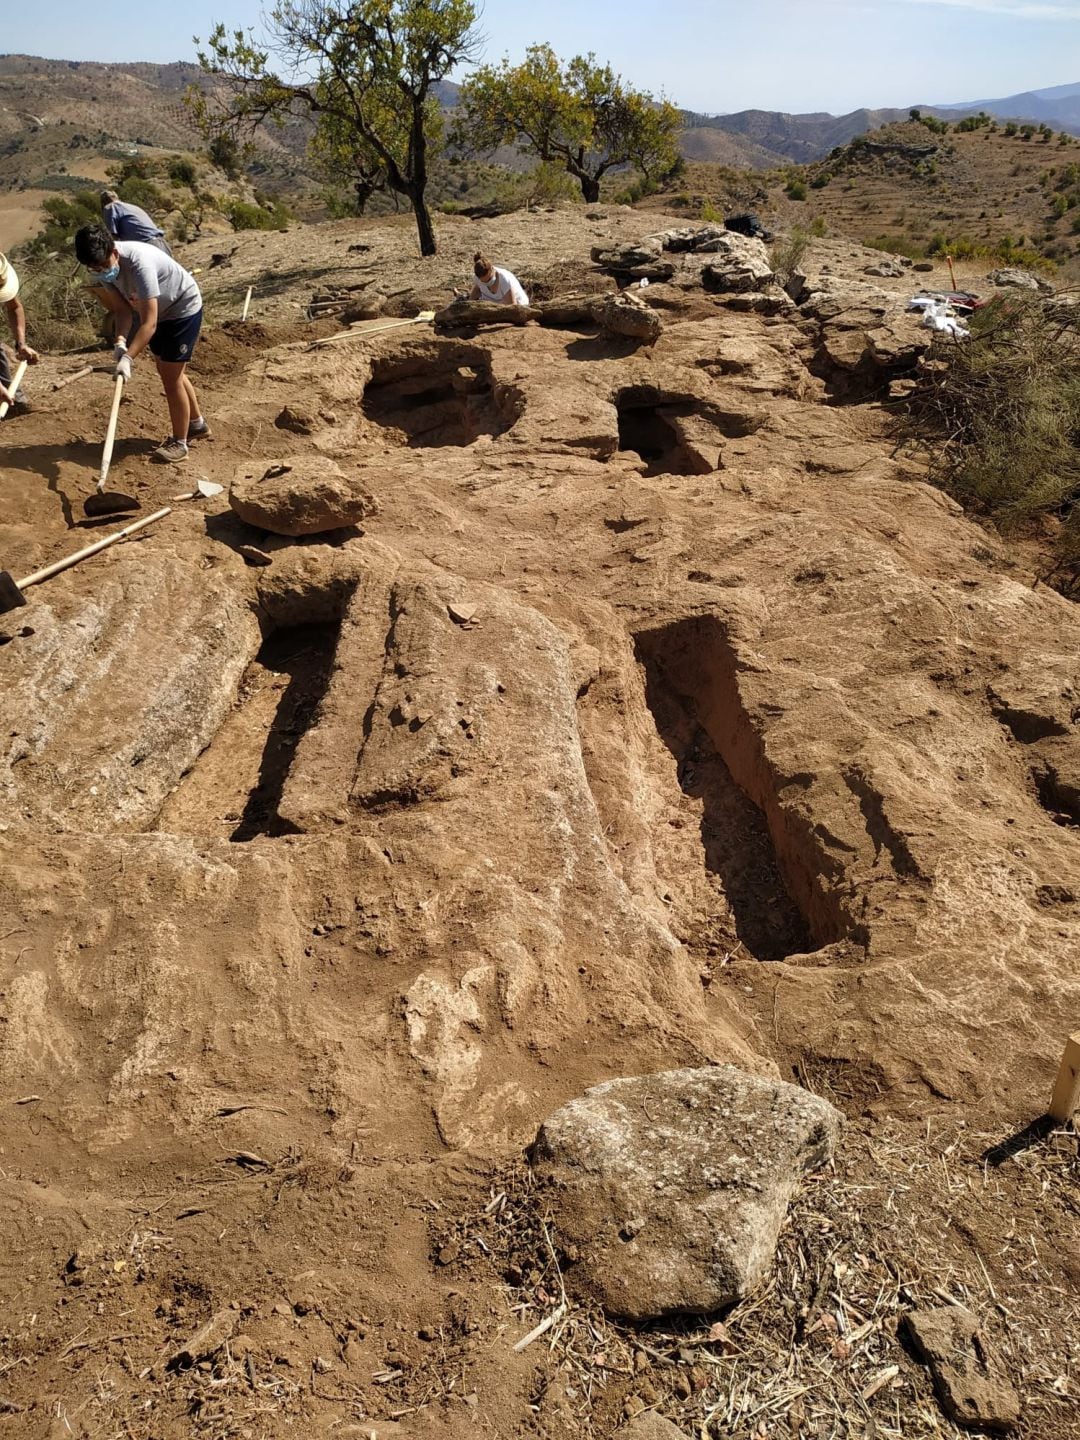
left=75, top=225, right=208, bottom=463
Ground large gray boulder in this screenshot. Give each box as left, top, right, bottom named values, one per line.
left=230, top=456, right=376, bottom=537
left=530, top=1066, right=841, bottom=1321
left=699, top=233, right=775, bottom=293
left=591, top=238, right=663, bottom=269
left=986, top=266, right=1051, bottom=293
left=600, top=291, right=662, bottom=343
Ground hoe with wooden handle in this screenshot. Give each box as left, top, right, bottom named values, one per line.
left=0, top=507, right=172, bottom=614
left=84, top=374, right=139, bottom=517
left=0, top=359, right=29, bottom=419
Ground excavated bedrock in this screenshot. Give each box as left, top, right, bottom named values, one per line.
left=1, top=212, right=1079, bottom=1440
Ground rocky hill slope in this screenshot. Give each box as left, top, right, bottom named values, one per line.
left=0, top=206, right=1077, bottom=1439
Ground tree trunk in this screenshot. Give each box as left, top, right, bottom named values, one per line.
left=413, top=194, right=437, bottom=256
left=579, top=174, right=601, bottom=204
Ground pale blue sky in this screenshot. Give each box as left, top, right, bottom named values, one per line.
left=4, top=0, right=1079, bottom=115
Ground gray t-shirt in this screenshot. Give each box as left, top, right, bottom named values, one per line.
left=103, top=200, right=164, bottom=243
left=109, top=241, right=202, bottom=323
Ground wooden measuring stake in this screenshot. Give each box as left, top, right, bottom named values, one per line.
left=1049, top=1032, right=1080, bottom=1124
left=241, top=286, right=253, bottom=322
left=0, top=359, right=29, bottom=419
left=946, top=253, right=958, bottom=291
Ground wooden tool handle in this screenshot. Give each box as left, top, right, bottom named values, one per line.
left=98, top=374, right=125, bottom=489
left=52, top=364, right=94, bottom=392
left=18, top=507, right=172, bottom=592
left=0, top=359, right=29, bottom=419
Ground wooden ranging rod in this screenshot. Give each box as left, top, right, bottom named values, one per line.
left=1049, top=1031, right=1080, bottom=1125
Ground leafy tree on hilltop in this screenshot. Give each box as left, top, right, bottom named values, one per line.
left=191, top=0, right=480, bottom=255
left=455, top=44, right=682, bottom=204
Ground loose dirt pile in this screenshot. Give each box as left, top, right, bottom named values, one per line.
left=0, top=207, right=1077, bottom=1440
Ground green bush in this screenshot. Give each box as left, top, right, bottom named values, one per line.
left=785, top=178, right=808, bottom=201
left=208, top=133, right=242, bottom=180
left=227, top=199, right=290, bottom=231
left=701, top=199, right=722, bottom=223
left=866, top=234, right=927, bottom=259
left=771, top=225, right=810, bottom=280
left=168, top=157, right=197, bottom=186
left=25, top=189, right=101, bottom=256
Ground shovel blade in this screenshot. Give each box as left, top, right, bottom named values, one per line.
left=84, top=490, right=140, bottom=518
left=0, top=570, right=27, bottom=613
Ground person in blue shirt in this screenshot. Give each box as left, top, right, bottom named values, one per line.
left=100, top=190, right=172, bottom=255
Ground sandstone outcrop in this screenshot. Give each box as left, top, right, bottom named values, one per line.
left=1, top=205, right=1078, bottom=1438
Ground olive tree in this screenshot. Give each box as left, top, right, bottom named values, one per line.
left=455, top=45, right=682, bottom=204
left=192, top=0, right=480, bottom=255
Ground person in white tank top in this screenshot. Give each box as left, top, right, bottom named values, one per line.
left=469, top=252, right=529, bottom=306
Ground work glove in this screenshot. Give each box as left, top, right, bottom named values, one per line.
left=16, top=344, right=39, bottom=364
left=114, top=353, right=132, bottom=382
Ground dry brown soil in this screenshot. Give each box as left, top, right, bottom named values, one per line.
left=0, top=208, right=1077, bottom=1440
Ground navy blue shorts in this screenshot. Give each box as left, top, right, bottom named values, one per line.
left=150, top=308, right=202, bottom=364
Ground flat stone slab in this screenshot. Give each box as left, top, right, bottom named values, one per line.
left=529, top=1065, right=841, bottom=1321
left=904, top=1305, right=1021, bottom=1432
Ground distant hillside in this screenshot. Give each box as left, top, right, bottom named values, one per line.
left=0, top=53, right=312, bottom=187
left=938, top=80, right=1080, bottom=131
left=686, top=82, right=1080, bottom=166
left=684, top=106, right=920, bottom=164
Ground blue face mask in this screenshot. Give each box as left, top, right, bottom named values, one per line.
left=94, top=263, right=120, bottom=283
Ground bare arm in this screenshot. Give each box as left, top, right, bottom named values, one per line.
left=5, top=297, right=38, bottom=362
left=125, top=296, right=159, bottom=361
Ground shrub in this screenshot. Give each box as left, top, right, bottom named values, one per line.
left=15, top=251, right=101, bottom=351
left=785, top=178, right=807, bottom=201
left=907, top=294, right=1080, bottom=592
left=208, top=132, right=242, bottom=179
left=809, top=215, right=827, bottom=237
left=771, top=225, right=810, bottom=280
left=866, top=234, right=927, bottom=259
left=168, top=157, right=196, bottom=186
left=701, top=199, right=722, bottom=223
left=25, top=188, right=101, bottom=256
left=227, top=199, right=290, bottom=231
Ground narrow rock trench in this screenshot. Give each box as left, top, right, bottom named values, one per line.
left=362, top=355, right=517, bottom=447
left=636, top=618, right=837, bottom=961
left=616, top=397, right=700, bottom=476
left=155, top=622, right=340, bottom=840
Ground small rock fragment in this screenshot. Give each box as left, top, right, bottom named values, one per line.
left=904, top=1305, right=1021, bottom=1432
left=623, top=1413, right=694, bottom=1440
left=238, top=544, right=273, bottom=567
left=168, top=1309, right=237, bottom=1369
left=274, top=406, right=316, bottom=435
